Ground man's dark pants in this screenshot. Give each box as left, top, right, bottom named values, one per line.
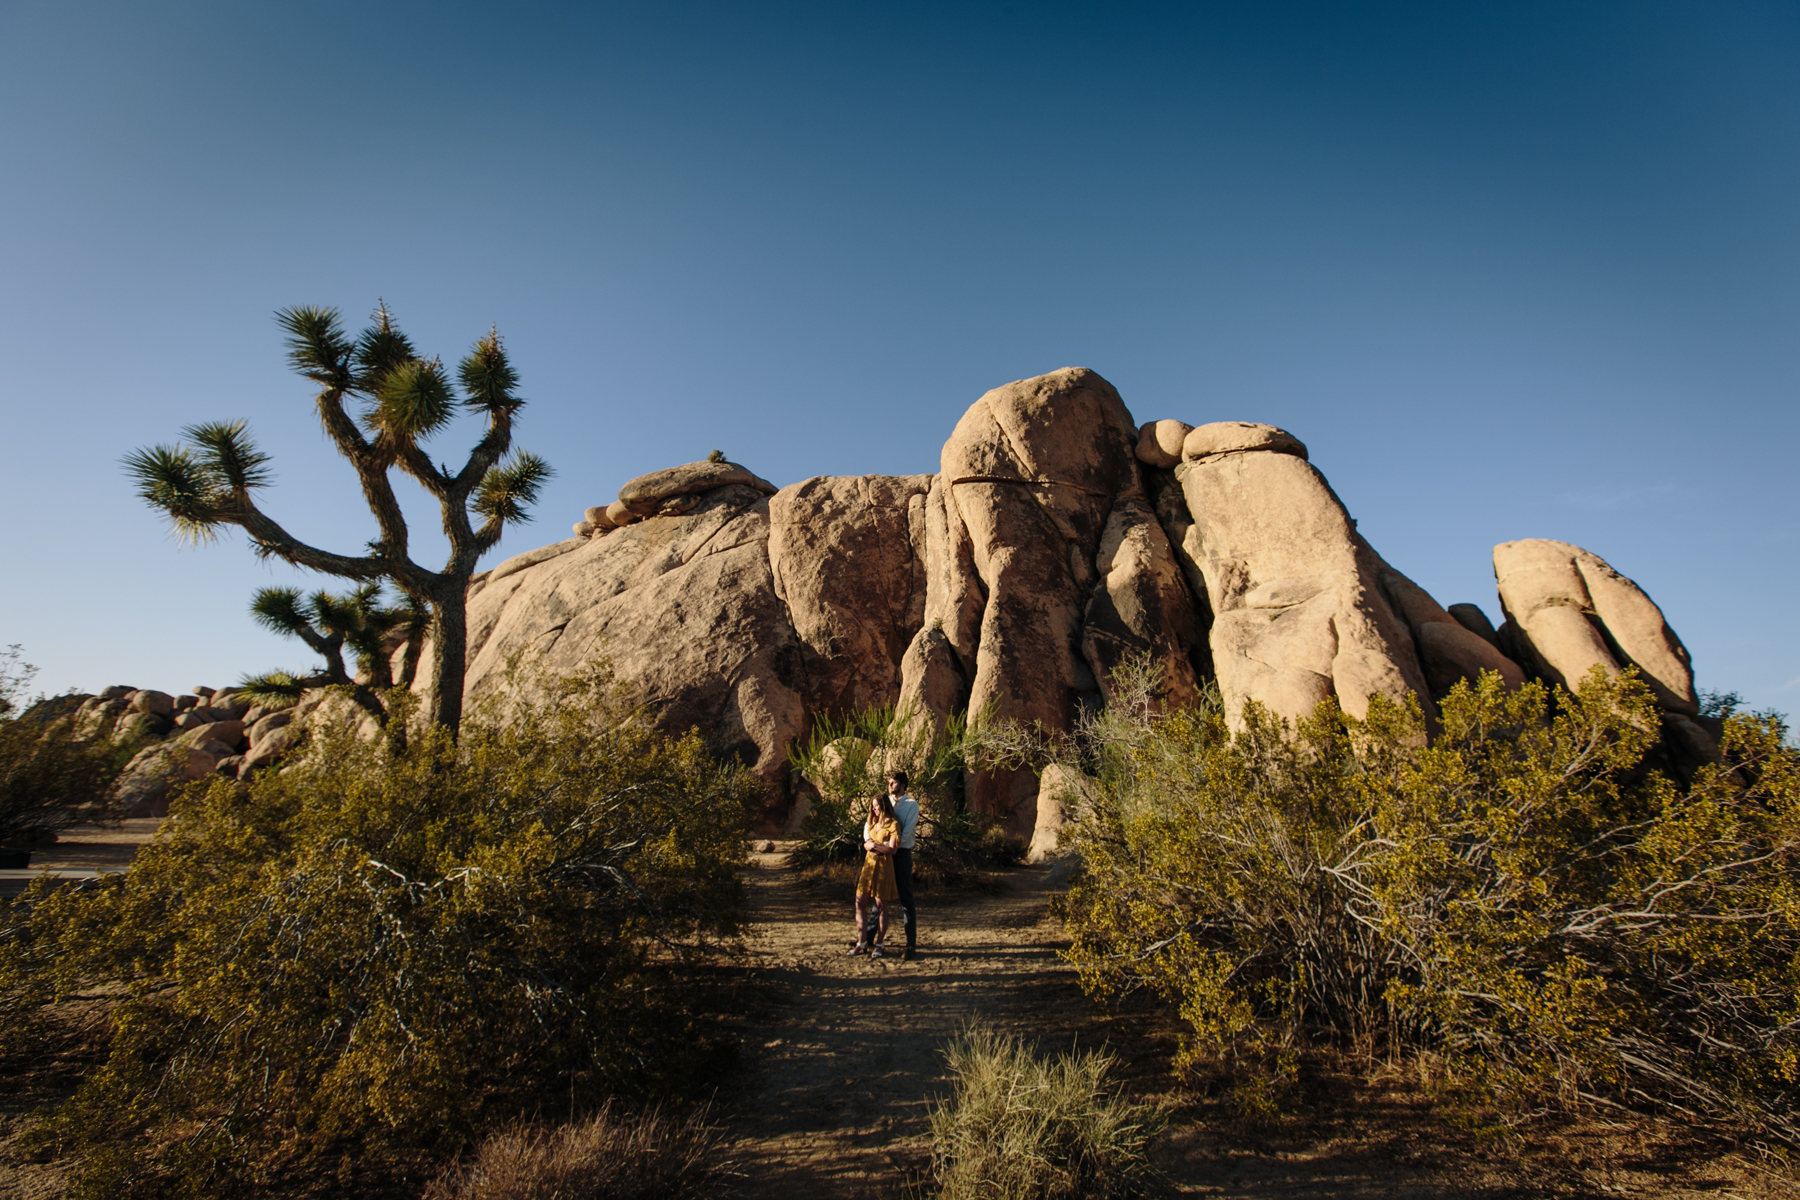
left=894, top=848, right=916, bottom=950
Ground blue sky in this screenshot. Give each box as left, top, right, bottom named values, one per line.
left=2, top=1, right=1795, bottom=711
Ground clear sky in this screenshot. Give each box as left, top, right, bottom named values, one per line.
left=2, top=1, right=1795, bottom=712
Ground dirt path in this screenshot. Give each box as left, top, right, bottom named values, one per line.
left=719, top=848, right=1787, bottom=1200
left=721, top=849, right=1095, bottom=1197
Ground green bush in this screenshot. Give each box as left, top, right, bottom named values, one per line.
left=0, top=652, right=130, bottom=845
left=788, top=705, right=1024, bottom=879
left=0, top=667, right=760, bottom=1196
left=0, top=644, right=127, bottom=844
left=1055, top=662, right=1800, bottom=1143
left=0, top=716, right=126, bottom=846
left=928, top=1025, right=1165, bottom=1200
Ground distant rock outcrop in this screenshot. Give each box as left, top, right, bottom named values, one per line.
left=456, top=367, right=1708, bottom=834
left=55, top=685, right=296, bottom=817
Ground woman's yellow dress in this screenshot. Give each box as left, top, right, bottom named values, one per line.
left=855, top=815, right=900, bottom=901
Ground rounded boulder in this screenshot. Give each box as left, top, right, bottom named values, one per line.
left=1135, top=420, right=1193, bottom=469
left=1181, top=421, right=1308, bottom=463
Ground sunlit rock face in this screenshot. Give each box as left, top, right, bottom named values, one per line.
left=454, top=369, right=1701, bottom=833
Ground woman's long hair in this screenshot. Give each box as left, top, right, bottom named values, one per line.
left=868, top=793, right=895, bottom=823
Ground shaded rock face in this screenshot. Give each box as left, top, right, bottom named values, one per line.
left=458, top=372, right=1707, bottom=833
left=1365, top=549, right=1526, bottom=700
left=768, top=474, right=934, bottom=717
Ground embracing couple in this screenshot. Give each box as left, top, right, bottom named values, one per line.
left=847, top=770, right=917, bottom=962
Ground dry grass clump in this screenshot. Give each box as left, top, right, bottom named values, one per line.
left=425, top=1103, right=735, bottom=1200
left=928, top=1025, right=1165, bottom=1200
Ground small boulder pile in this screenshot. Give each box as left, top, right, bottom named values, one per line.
left=569, top=456, right=778, bottom=539
left=67, top=685, right=303, bottom=818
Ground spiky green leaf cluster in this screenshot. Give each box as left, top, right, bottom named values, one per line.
left=370, top=358, right=456, bottom=438
left=233, top=671, right=306, bottom=708
left=473, top=450, right=552, bottom=524
left=247, top=582, right=426, bottom=697
left=122, top=421, right=271, bottom=543
left=277, top=306, right=353, bottom=385
left=457, top=329, right=522, bottom=415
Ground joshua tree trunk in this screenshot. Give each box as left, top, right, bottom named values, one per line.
left=426, top=587, right=468, bottom=734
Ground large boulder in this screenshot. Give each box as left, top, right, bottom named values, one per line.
left=129, top=689, right=174, bottom=717
left=895, top=476, right=984, bottom=730
left=920, top=367, right=1142, bottom=833
left=617, top=460, right=777, bottom=517
left=1182, top=421, right=1308, bottom=462
left=241, top=723, right=300, bottom=774
left=1134, top=420, right=1192, bottom=469
left=1173, top=435, right=1430, bottom=728
left=1493, top=539, right=1696, bottom=715
left=246, top=709, right=294, bottom=747
left=767, top=474, right=934, bottom=716
left=110, top=743, right=216, bottom=817
left=1027, top=763, right=1092, bottom=864
left=452, top=484, right=809, bottom=822
left=115, top=711, right=173, bottom=741
left=175, top=720, right=246, bottom=754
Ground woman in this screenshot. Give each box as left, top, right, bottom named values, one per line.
left=849, top=792, right=900, bottom=958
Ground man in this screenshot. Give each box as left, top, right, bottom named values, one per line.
left=888, top=771, right=919, bottom=961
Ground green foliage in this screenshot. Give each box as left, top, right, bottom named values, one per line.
left=278, top=305, right=354, bottom=385
left=127, top=302, right=552, bottom=735
left=1056, top=663, right=1800, bottom=1143
left=243, top=582, right=427, bottom=721
left=457, top=330, right=524, bottom=417
left=473, top=451, right=553, bottom=525
left=120, top=443, right=231, bottom=544
left=0, top=706, right=125, bottom=846
left=786, top=705, right=1020, bottom=876
left=121, top=417, right=274, bottom=543
left=928, top=1025, right=1165, bottom=1200
left=424, top=1103, right=734, bottom=1200
left=1, top=667, right=759, bottom=1195
left=372, top=357, right=457, bottom=438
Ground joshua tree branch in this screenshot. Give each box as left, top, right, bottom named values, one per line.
left=314, top=389, right=414, bottom=564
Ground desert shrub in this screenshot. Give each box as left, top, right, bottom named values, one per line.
left=0, top=656, right=129, bottom=847
left=0, top=717, right=127, bottom=846
left=0, top=666, right=760, bottom=1196
left=0, top=644, right=128, bottom=844
left=788, top=705, right=1023, bottom=879
left=1055, top=661, right=1800, bottom=1143
left=928, top=1024, right=1165, bottom=1200
left=424, top=1102, right=734, bottom=1200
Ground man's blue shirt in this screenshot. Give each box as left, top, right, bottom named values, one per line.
left=892, top=794, right=920, bottom=850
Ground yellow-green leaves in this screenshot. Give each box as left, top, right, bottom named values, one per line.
left=3, top=665, right=759, bottom=1193
left=1056, top=665, right=1800, bottom=1143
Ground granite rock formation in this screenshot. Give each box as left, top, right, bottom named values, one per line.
left=449, top=367, right=1706, bottom=834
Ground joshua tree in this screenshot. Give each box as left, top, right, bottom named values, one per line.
left=236, top=583, right=429, bottom=736
left=125, top=304, right=551, bottom=735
